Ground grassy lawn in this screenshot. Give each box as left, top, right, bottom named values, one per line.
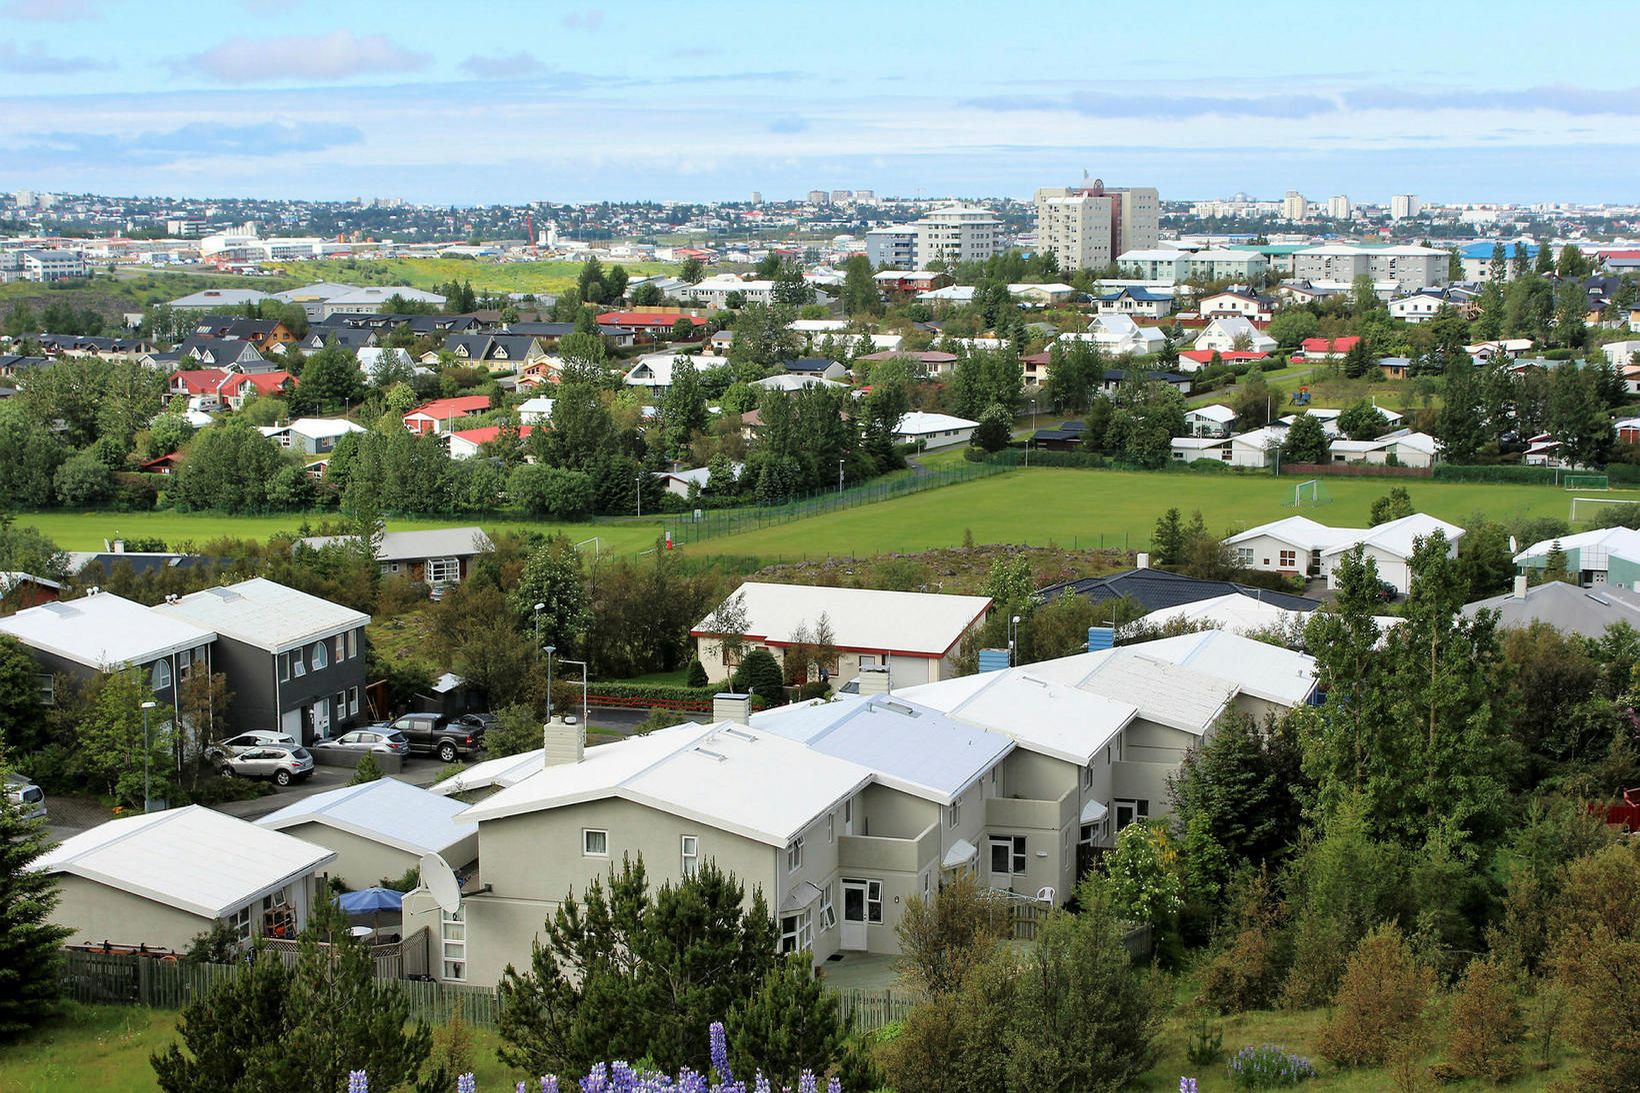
left=0, top=1003, right=528, bottom=1092
left=296, top=257, right=680, bottom=296
left=687, top=468, right=1628, bottom=559
left=11, top=510, right=670, bottom=555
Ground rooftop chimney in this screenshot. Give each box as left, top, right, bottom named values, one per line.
left=713, top=692, right=752, bottom=725
left=543, top=716, right=584, bottom=767
left=1513, top=574, right=1529, bottom=600
left=856, top=666, right=891, bottom=696
left=1135, top=552, right=1150, bottom=569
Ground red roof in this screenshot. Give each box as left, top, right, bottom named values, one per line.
left=1179, top=350, right=1270, bottom=365
left=596, top=312, right=707, bottom=328
left=221, top=370, right=294, bottom=396
left=1299, top=336, right=1361, bottom=355
left=141, top=452, right=182, bottom=471
left=169, top=368, right=232, bottom=394
left=449, top=425, right=535, bottom=446
left=406, top=395, right=491, bottom=421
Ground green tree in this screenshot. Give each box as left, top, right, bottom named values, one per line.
left=509, top=464, right=596, bottom=520
left=1268, top=308, right=1319, bottom=349
left=1342, top=338, right=1372, bottom=379
left=1152, top=507, right=1185, bottom=565
left=511, top=535, right=590, bottom=654
left=52, top=447, right=113, bottom=506
left=1043, top=338, right=1101, bottom=413
left=1168, top=711, right=1307, bottom=871
left=679, top=257, right=706, bottom=284
left=76, top=667, right=171, bottom=809
left=1337, top=399, right=1389, bottom=441
left=972, top=403, right=1012, bottom=452
left=727, top=955, right=874, bottom=1090
left=1547, top=363, right=1613, bottom=467
left=732, top=647, right=786, bottom=706
left=1280, top=410, right=1327, bottom=464
left=496, top=858, right=780, bottom=1079
left=1369, top=486, right=1414, bottom=525
left=1437, top=353, right=1485, bottom=462
left=860, top=358, right=911, bottom=469
left=293, top=340, right=367, bottom=412
left=1108, top=375, right=1186, bottom=468
left=1104, top=821, right=1183, bottom=935
left=631, top=281, right=664, bottom=307
left=840, top=253, right=881, bottom=316
left=0, top=764, right=72, bottom=1039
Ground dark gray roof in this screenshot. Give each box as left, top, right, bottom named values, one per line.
left=1038, top=567, right=1320, bottom=614
left=1462, top=581, right=1640, bottom=639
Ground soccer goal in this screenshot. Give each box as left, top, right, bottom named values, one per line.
left=1570, top=496, right=1640, bottom=524
left=1286, top=479, right=1333, bottom=508
left=1563, top=473, right=1610, bottom=491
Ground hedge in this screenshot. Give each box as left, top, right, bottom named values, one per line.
left=585, top=682, right=721, bottom=705
left=1431, top=464, right=1561, bottom=484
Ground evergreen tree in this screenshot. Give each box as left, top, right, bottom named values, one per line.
left=1437, top=355, right=1485, bottom=463
left=1342, top=338, right=1372, bottom=379
left=661, top=356, right=708, bottom=455
left=1547, top=363, right=1613, bottom=467
left=1152, top=507, right=1185, bottom=565
left=679, top=257, right=705, bottom=284
left=840, top=254, right=880, bottom=317
left=1369, top=486, right=1414, bottom=526
left=1280, top=411, right=1328, bottom=464
left=1534, top=242, right=1555, bottom=276
left=0, top=768, right=72, bottom=1040
left=727, top=955, right=871, bottom=1088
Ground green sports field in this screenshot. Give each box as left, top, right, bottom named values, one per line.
left=15, top=469, right=1627, bottom=561
left=684, top=469, right=1631, bottom=559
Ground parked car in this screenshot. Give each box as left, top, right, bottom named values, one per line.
left=317, top=729, right=410, bottom=757
left=376, top=712, right=483, bottom=763
left=218, top=745, right=314, bottom=787
left=211, top=731, right=299, bottom=757
left=4, top=772, right=47, bottom=820
left=453, top=712, right=498, bottom=735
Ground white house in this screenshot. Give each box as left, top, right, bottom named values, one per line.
left=624, top=353, right=711, bottom=393
left=1198, top=290, right=1274, bottom=323
left=1320, top=513, right=1464, bottom=594
left=1327, top=429, right=1439, bottom=469
left=1192, top=317, right=1277, bottom=355
left=1097, top=286, right=1174, bottom=319
left=1224, top=515, right=1364, bottom=580
left=256, top=777, right=479, bottom=887
left=1600, top=340, right=1640, bottom=369
left=896, top=411, right=979, bottom=450
left=1183, top=403, right=1237, bottom=437
left=1227, top=426, right=1285, bottom=468
left=1170, top=436, right=1232, bottom=463
left=517, top=396, right=556, bottom=425
left=1388, top=292, right=1449, bottom=323
left=654, top=462, right=742, bottom=497
left=1065, top=314, right=1166, bottom=356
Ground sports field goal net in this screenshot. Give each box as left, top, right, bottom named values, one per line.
left=1569, top=496, right=1640, bottom=524
left=1563, top=473, right=1610, bottom=491
left=1285, top=479, right=1333, bottom=508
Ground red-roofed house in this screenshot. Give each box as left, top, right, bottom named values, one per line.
left=1179, top=350, right=1270, bottom=368
left=167, top=367, right=295, bottom=410
left=1298, top=336, right=1361, bottom=361
left=404, top=395, right=491, bottom=435
left=596, top=312, right=708, bottom=334
left=218, top=370, right=295, bottom=409
left=447, top=424, right=535, bottom=460
left=141, top=452, right=183, bottom=475
left=169, top=367, right=232, bottom=398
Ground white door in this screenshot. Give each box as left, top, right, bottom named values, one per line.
left=281, top=707, right=302, bottom=738
left=841, top=880, right=869, bottom=950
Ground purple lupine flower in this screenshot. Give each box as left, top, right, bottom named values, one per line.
left=709, top=1021, right=732, bottom=1082
left=676, top=1067, right=706, bottom=1093
left=797, top=1071, right=817, bottom=1093
left=1179, top=1079, right=1197, bottom=1093
left=518, top=1083, right=528, bottom=1093
left=458, top=1075, right=477, bottom=1093
left=348, top=1071, right=369, bottom=1093
left=541, top=1078, right=559, bottom=1093
left=825, top=1078, right=841, bottom=1093
left=580, top=1062, right=608, bottom=1093
left=752, top=1074, right=772, bottom=1093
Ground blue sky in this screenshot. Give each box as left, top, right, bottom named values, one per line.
left=2, top=0, right=1638, bottom=205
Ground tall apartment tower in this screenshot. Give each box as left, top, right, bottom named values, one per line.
left=1033, top=176, right=1159, bottom=273
left=1282, top=191, right=1308, bottom=220
left=1390, top=194, right=1421, bottom=220
left=1327, top=194, right=1353, bottom=220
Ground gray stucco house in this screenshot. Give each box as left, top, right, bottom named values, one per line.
left=154, top=578, right=371, bottom=744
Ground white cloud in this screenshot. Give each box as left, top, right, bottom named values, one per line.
left=175, top=29, right=431, bottom=85
left=1, top=0, right=98, bottom=20
left=0, top=40, right=114, bottom=73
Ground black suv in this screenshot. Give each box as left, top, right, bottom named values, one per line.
left=377, top=712, right=484, bottom=763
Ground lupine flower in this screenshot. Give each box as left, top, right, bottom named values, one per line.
left=797, top=1071, right=817, bottom=1093
left=1179, top=1079, right=1198, bottom=1093
left=709, top=1021, right=732, bottom=1082
left=751, top=1074, right=772, bottom=1093
left=518, top=1083, right=528, bottom=1093
left=825, top=1079, right=841, bottom=1093
left=541, top=1079, right=558, bottom=1093
left=458, top=1075, right=477, bottom=1093
left=348, top=1071, right=369, bottom=1093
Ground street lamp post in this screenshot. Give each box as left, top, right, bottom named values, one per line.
left=838, top=458, right=844, bottom=495
left=140, top=700, right=158, bottom=813
left=636, top=473, right=642, bottom=518
left=544, top=645, right=557, bottom=721
left=1008, top=614, right=1022, bottom=667
left=558, top=657, right=591, bottom=727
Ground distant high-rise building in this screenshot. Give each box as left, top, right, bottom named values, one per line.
left=750, top=191, right=762, bottom=205
left=1033, top=176, right=1159, bottom=272
left=854, top=189, right=875, bottom=203
left=1390, top=194, right=1421, bottom=220
left=1282, top=191, right=1308, bottom=220
left=1327, top=194, right=1352, bottom=220
left=865, top=203, right=1004, bottom=270
left=807, top=190, right=829, bottom=205
left=830, top=190, right=852, bottom=204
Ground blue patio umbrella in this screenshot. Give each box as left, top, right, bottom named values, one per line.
left=336, top=887, right=404, bottom=916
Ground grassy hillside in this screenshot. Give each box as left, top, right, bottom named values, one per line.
left=293, top=257, right=680, bottom=296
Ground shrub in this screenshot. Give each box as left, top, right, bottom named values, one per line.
left=1443, top=957, right=1522, bottom=1083
left=1197, top=882, right=1289, bottom=1015
left=1226, top=1044, right=1317, bottom=1089
left=349, top=753, right=383, bottom=785
left=684, top=658, right=709, bottom=687
left=1186, top=1015, right=1225, bottom=1066
left=1316, top=924, right=1436, bottom=1068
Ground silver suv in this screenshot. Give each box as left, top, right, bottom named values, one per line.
left=4, top=772, right=46, bottom=820
left=218, top=745, right=315, bottom=787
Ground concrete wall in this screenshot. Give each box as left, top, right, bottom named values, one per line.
left=51, top=874, right=216, bottom=952
left=282, top=822, right=423, bottom=891
left=694, top=635, right=952, bottom=687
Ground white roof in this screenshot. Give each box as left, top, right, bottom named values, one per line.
left=429, top=748, right=545, bottom=796
left=153, top=578, right=368, bottom=654
left=257, top=778, right=476, bottom=856
left=896, top=411, right=979, bottom=436
left=1117, top=249, right=1189, bottom=263
left=461, top=722, right=874, bottom=847
left=788, top=319, right=849, bottom=332
left=899, top=669, right=1138, bottom=766
left=1321, top=512, right=1464, bottom=559
left=1385, top=430, right=1438, bottom=455
left=274, top=281, right=360, bottom=302
left=1171, top=436, right=1230, bottom=450
left=322, top=286, right=446, bottom=306
left=1027, top=648, right=1239, bottom=734
left=288, top=417, right=366, bottom=440
left=1225, top=515, right=1363, bottom=551
left=752, top=695, right=1013, bottom=804
left=1125, top=631, right=1317, bottom=707
left=693, top=581, right=991, bottom=659
left=1516, top=525, right=1640, bottom=563
left=31, top=805, right=334, bottom=919
left=752, top=374, right=846, bottom=392
left=1229, top=426, right=1287, bottom=451
left=0, top=591, right=213, bottom=671
left=169, top=288, right=276, bottom=308
left=300, top=526, right=494, bottom=563
left=1187, top=404, right=1238, bottom=424
left=518, top=396, right=556, bottom=416
left=1133, top=593, right=1309, bottom=637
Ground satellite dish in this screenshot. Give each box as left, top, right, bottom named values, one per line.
left=419, top=852, right=461, bottom=914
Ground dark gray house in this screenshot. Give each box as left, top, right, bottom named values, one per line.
left=0, top=590, right=215, bottom=724
left=154, top=578, right=370, bottom=744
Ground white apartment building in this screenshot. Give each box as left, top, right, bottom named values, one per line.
left=1293, top=244, right=1448, bottom=293
left=4, top=248, right=88, bottom=282
left=1390, top=195, right=1422, bottom=220
left=1034, top=179, right=1159, bottom=273
left=866, top=206, right=1003, bottom=270
left=1282, top=192, right=1308, bottom=221
left=864, top=227, right=917, bottom=270
left=1326, top=195, right=1353, bottom=220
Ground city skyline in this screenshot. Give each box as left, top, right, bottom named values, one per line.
left=2, top=0, right=1640, bottom=204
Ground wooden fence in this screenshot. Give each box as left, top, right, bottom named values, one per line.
left=831, top=987, right=920, bottom=1032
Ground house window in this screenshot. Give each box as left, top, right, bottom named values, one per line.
left=279, top=652, right=290, bottom=682
left=827, top=813, right=835, bottom=844
left=681, top=835, right=699, bottom=877
left=227, top=905, right=252, bottom=941
left=426, top=557, right=461, bottom=585
left=865, top=880, right=883, bottom=923
left=334, top=692, right=346, bottom=720
left=787, top=836, right=804, bottom=873
left=348, top=687, right=359, bottom=716
left=1114, top=799, right=1150, bottom=830
left=36, top=672, right=54, bottom=706
left=292, top=648, right=306, bottom=677
left=1235, top=547, right=1254, bottom=566
left=1279, top=550, right=1297, bottom=569
left=151, top=659, right=172, bottom=693
left=818, top=887, right=837, bottom=931
left=947, top=796, right=960, bottom=829
left=348, top=629, right=358, bottom=659
left=990, top=835, right=1027, bottom=875
left=1082, top=764, right=1093, bottom=789
left=583, top=829, right=608, bottom=857
left=335, top=634, right=345, bottom=662
left=779, top=912, right=813, bottom=954
left=311, top=641, right=328, bottom=670
left=441, top=906, right=466, bottom=982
